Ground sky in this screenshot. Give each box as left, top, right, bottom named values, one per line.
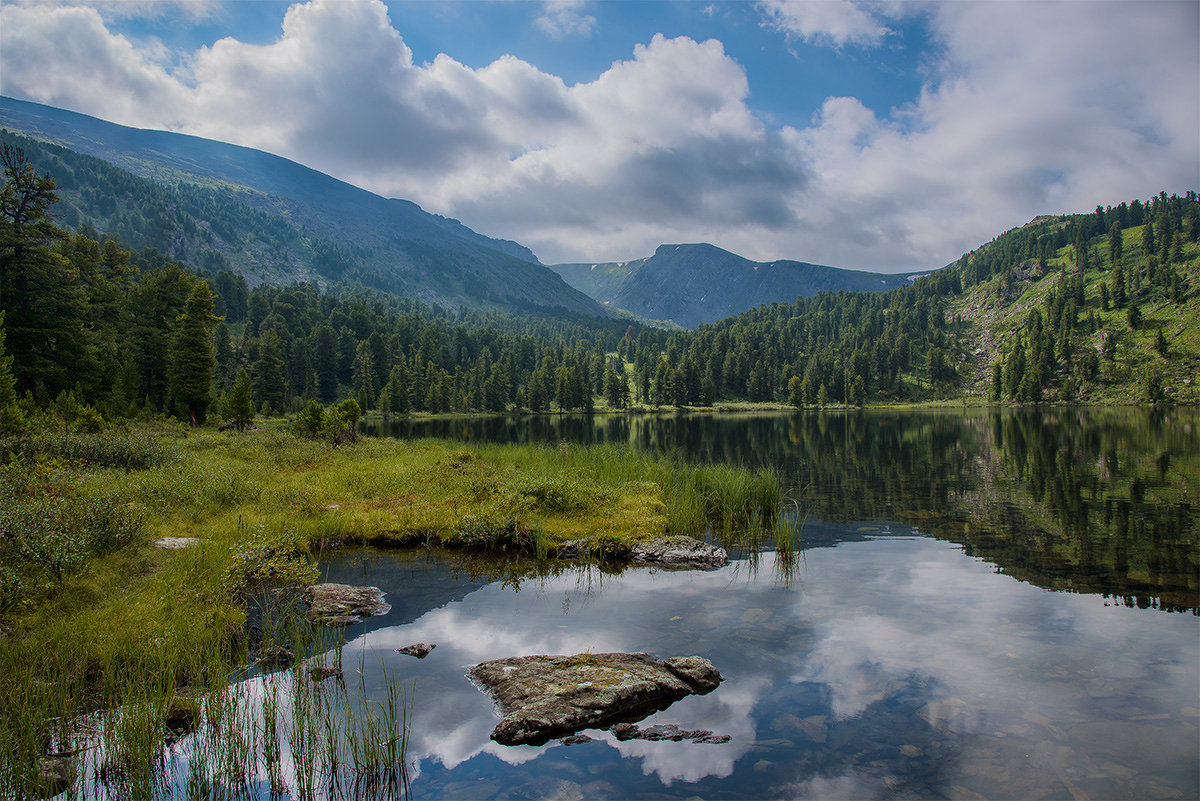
left=1, top=0, right=1197, bottom=271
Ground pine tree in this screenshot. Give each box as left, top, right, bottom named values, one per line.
left=1108, top=222, right=1123, bottom=266
left=0, top=311, right=27, bottom=435
left=353, top=340, right=376, bottom=411
left=169, top=281, right=219, bottom=425
left=0, top=144, right=89, bottom=399
left=225, top=368, right=255, bottom=432
left=252, top=329, right=287, bottom=414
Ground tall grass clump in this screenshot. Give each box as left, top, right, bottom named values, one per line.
left=663, top=463, right=781, bottom=544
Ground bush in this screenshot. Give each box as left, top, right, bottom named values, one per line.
left=1, top=429, right=176, bottom=470
left=0, top=459, right=145, bottom=610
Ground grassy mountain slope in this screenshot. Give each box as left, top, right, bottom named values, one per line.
left=627, top=194, right=1198, bottom=408
left=552, top=243, right=914, bottom=328
left=0, top=97, right=605, bottom=317
left=949, top=205, right=1200, bottom=405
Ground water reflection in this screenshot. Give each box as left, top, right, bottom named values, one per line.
left=366, top=408, right=1199, bottom=613
left=319, top=540, right=1199, bottom=800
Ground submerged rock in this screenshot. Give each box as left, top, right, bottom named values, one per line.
left=253, top=645, right=295, bottom=670
left=36, top=753, right=74, bottom=795
left=611, top=722, right=731, bottom=743
left=398, top=642, right=436, bottom=658
left=629, top=536, right=727, bottom=569
left=310, top=665, right=344, bottom=681
left=304, top=583, right=391, bottom=626
left=561, top=734, right=593, bottom=745
left=469, top=652, right=723, bottom=745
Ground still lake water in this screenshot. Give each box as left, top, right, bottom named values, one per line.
left=314, top=408, right=1198, bottom=800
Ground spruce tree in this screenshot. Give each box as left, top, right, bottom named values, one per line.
left=226, top=368, right=255, bottom=432
left=252, top=329, right=287, bottom=414
left=169, top=281, right=219, bottom=425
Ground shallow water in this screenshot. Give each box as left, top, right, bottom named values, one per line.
left=80, top=408, right=1198, bottom=799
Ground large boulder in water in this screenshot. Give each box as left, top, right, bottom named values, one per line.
left=303, top=583, right=391, bottom=626
left=629, top=535, right=727, bottom=568
left=469, top=652, right=722, bottom=745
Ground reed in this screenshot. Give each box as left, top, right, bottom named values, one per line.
left=1, top=422, right=791, bottom=797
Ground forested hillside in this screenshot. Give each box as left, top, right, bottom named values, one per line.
left=3, top=123, right=1195, bottom=429
left=0, top=98, right=604, bottom=316
left=0, top=144, right=642, bottom=433
left=618, top=194, right=1199, bottom=407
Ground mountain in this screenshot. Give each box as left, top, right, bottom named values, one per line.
left=551, top=243, right=915, bottom=328
left=0, top=96, right=605, bottom=317
left=619, top=194, right=1199, bottom=408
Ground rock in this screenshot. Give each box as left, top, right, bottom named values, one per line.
left=557, top=539, right=588, bottom=559
left=253, top=646, right=294, bottom=670
left=611, top=723, right=640, bottom=741
left=398, top=643, right=436, bottom=658
left=152, top=537, right=199, bottom=549
left=469, top=652, right=723, bottom=745
left=164, top=696, right=201, bottom=734
left=664, top=656, right=722, bottom=692
left=304, top=583, right=391, bottom=626
left=629, top=536, right=727, bottom=569
left=310, top=665, right=343, bottom=681
left=36, top=754, right=74, bottom=795
left=609, top=722, right=731, bottom=744
left=562, top=734, right=593, bottom=745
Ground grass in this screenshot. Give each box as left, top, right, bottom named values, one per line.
left=0, top=421, right=786, bottom=798
left=949, top=223, right=1200, bottom=405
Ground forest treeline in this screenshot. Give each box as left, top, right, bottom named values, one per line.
left=0, top=143, right=649, bottom=433
left=2, top=131, right=1197, bottom=432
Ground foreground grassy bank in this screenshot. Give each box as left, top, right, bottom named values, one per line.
left=0, top=423, right=780, bottom=798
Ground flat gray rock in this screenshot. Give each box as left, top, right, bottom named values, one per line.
left=304, top=583, right=391, bottom=626
left=470, top=652, right=722, bottom=745
left=629, top=536, right=727, bottom=568
left=152, top=537, right=199, bottom=549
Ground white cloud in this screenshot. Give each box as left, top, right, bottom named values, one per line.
left=775, top=0, right=1200, bottom=269
left=0, top=0, right=1196, bottom=270
left=534, top=0, right=596, bottom=39
left=758, top=0, right=893, bottom=47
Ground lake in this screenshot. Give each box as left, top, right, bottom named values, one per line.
left=160, top=409, right=1200, bottom=799
left=330, top=408, right=1198, bottom=799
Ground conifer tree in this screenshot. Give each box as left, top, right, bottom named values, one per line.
left=1155, top=327, right=1168, bottom=357
left=225, top=368, right=255, bottom=432
left=169, top=281, right=219, bottom=425
left=353, top=340, right=376, bottom=411
left=252, top=329, right=287, bottom=414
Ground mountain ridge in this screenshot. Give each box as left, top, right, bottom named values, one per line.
left=552, top=242, right=916, bottom=328
left=0, top=96, right=607, bottom=316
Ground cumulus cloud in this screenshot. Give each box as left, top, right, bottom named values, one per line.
left=758, top=0, right=893, bottom=47
left=776, top=0, right=1200, bottom=269
left=0, top=0, right=1196, bottom=270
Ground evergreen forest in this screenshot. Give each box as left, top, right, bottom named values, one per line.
left=2, top=130, right=1198, bottom=439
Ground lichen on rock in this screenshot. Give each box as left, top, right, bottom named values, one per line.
left=469, top=652, right=722, bottom=745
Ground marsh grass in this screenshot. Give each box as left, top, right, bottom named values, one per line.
left=0, top=422, right=790, bottom=798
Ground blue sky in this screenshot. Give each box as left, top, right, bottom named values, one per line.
left=1, top=1, right=1197, bottom=270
